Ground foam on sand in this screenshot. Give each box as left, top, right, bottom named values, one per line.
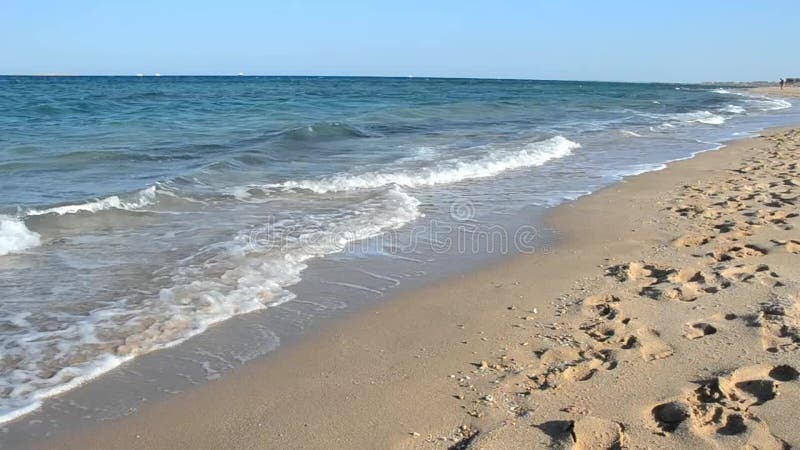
left=0, top=215, right=41, bottom=256
left=747, top=96, right=792, bottom=111
left=0, top=186, right=420, bottom=424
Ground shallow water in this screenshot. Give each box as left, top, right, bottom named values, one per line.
left=0, top=76, right=798, bottom=423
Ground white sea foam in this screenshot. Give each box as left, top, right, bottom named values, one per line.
left=0, top=186, right=421, bottom=424
left=707, top=89, right=792, bottom=112
left=643, top=109, right=728, bottom=130
left=619, top=130, right=643, bottom=137
left=0, top=354, right=133, bottom=424
left=711, top=88, right=732, bottom=94
left=722, top=91, right=792, bottom=111
left=744, top=96, right=792, bottom=111
left=720, top=104, right=746, bottom=114
left=649, top=110, right=726, bottom=127
left=0, top=215, right=41, bottom=256
left=26, top=186, right=158, bottom=216
left=263, top=136, right=579, bottom=194
left=674, top=110, right=726, bottom=125
left=650, top=122, right=675, bottom=132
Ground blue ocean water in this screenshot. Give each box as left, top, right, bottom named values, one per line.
left=0, top=76, right=797, bottom=423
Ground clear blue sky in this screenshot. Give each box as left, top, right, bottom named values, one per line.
left=2, top=1, right=797, bottom=82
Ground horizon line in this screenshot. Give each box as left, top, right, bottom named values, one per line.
left=0, top=74, right=774, bottom=85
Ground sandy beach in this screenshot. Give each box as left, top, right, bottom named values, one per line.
left=2, top=1, right=799, bottom=448
left=17, top=118, right=800, bottom=449
left=751, top=85, right=800, bottom=98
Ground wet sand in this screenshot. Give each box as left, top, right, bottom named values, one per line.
left=23, top=125, right=800, bottom=449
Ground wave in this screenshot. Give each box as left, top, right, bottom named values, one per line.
left=639, top=108, right=729, bottom=131
left=0, top=186, right=420, bottom=423
left=720, top=104, right=745, bottom=114
left=0, top=215, right=41, bottom=256
left=645, top=110, right=726, bottom=128
left=672, top=110, right=726, bottom=125
left=743, top=96, right=792, bottom=111
left=261, top=136, right=579, bottom=194
left=711, top=88, right=732, bottom=94
left=709, top=90, right=792, bottom=112
left=50, top=150, right=197, bottom=164
left=274, top=122, right=374, bottom=142
left=25, top=186, right=158, bottom=216
left=619, top=130, right=643, bottom=137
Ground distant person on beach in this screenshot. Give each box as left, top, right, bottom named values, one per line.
left=780, top=78, right=785, bottom=89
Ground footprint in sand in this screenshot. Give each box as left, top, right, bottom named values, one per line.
left=687, top=377, right=786, bottom=448
left=718, top=364, right=799, bottom=407
left=528, top=348, right=617, bottom=390
left=669, top=203, right=706, bottom=219
left=771, top=239, right=800, bottom=254
left=717, top=229, right=756, bottom=243
left=711, top=218, right=752, bottom=234
left=571, top=416, right=625, bottom=450
left=651, top=364, right=798, bottom=447
left=604, top=262, right=712, bottom=303
left=635, top=327, right=673, bottom=361
left=581, top=320, right=632, bottom=347
left=683, top=321, right=717, bottom=340
left=635, top=267, right=729, bottom=302
left=701, top=209, right=725, bottom=221
left=579, top=294, right=637, bottom=352
left=605, top=262, right=674, bottom=284
left=651, top=401, right=691, bottom=433
left=561, top=361, right=600, bottom=382
left=674, top=234, right=713, bottom=248
left=641, top=283, right=703, bottom=302
left=719, top=263, right=782, bottom=288
left=708, top=244, right=768, bottom=262
left=752, top=210, right=798, bottom=229
left=579, top=294, right=673, bottom=362
left=765, top=192, right=799, bottom=208
left=581, top=294, right=620, bottom=319
left=758, top=296, right=800, bottom=353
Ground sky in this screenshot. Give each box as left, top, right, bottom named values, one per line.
left=1, top=1, right=798, bottom=82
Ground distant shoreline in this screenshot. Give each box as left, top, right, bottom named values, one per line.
left=750, top=85, right=800, bottom=97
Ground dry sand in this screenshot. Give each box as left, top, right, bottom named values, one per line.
left=24, top=126, right=800, bottom=449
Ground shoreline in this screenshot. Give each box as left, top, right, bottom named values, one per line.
left=2, top=84, right=797, bottom=437
left=750, top=85, right=800, bottom=98
left=18, top=122, right=800, bottom=449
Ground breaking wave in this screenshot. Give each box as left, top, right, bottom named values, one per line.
left=0, top=215, right=41, bottom=256
left=26, top=186, right=158, bottom=216
left=263, top=136, right=580, bottom=194
left=0, top=186, right=420, bottom=423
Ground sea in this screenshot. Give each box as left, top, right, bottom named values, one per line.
left=0, top=76, right=798, bottom=428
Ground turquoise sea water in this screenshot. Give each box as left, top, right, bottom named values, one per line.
left=0, top=76, right=797, bottom=423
